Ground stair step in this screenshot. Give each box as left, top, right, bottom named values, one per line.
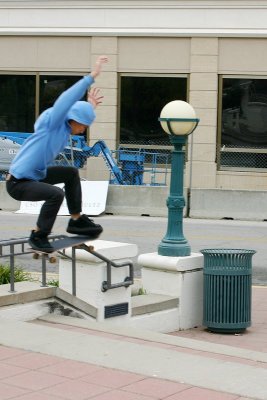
left=131, top=294, right=179, bottom=316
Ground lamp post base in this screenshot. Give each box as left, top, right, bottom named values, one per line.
left=158, top=240, right=191, bottom=257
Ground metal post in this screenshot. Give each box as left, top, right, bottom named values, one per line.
left=9, top=244, right=16, bottom=293
left=158, top=135, right=191, bottom=257
left=72, top=247, right=76, bottom=296
left=40, top=254, right=47, bottom=287
left=106, top=261, right=112, bottom=288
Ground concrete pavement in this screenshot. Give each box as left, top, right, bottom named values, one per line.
left=0, top=285, right=266, bottom=399
left=1, top=211, right=267, bottom=399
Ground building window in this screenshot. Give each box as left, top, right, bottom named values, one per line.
left=218, top=77, right=267, bottom=171
left=0, top=74, right=83, bottom=133
left=0, top=75, right=35, bottom=132
left=39, top=75, right=82, bottom=113
left=119, top=75, right=187, bottom=147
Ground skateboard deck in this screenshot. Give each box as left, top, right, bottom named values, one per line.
left=30, top=235, right=95, bottom=263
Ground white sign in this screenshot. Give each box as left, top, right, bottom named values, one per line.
left=16, top=181, right=109, bottom=216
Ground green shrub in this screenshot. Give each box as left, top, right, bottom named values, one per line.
left=0, top=264, right=31, bottom=285
left=137, top=287, right=147, bottom=295
left=47, top=279, right=59, bottom=287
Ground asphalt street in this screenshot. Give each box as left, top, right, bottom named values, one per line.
left=0, top=210, right=267, bottom=285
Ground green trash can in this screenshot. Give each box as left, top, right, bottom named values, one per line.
left=200, top=249, right=256, bottom=334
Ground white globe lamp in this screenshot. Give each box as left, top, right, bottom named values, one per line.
left=159, top=100, right=199, bottom=136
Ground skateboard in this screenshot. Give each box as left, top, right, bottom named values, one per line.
left=30, top=235, right=95, bottom=263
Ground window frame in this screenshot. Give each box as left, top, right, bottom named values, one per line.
left=118, top=72, right=188, bottom=150
left=0, top=71, right=36, bottom=133
left=0, top=71, right=84, bottom=116
left=0, top=71, right=89, bottom=139
left=217, top=74, right=267, bottom=172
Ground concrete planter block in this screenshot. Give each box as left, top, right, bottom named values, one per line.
left=138, top=252, right=204, bottom=330
left=59, top=240, right=138, bottom=322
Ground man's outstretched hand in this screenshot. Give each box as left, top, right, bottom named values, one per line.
left=90, top=55, right=108, bottom=79
left=87, top=87, right=104, bottom=109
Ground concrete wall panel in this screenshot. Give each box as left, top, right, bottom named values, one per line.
left=118, top=38, right=190, bottom=72
left=190, top=55, right=218, bottom=73
left=190, top=188, right=267, bottom=220
left=191, top=126, right=217, bottom=145
left=190, top=73, right=218, bottom=91
left=193, top=108, right=217, bottom=127
left=190, top=91, right=217, bottom=109
left=188, top=161, right=217, bottom=189
left=0, top=37, right=91, bottom=71
left=91, top=37, right=118, bottom=54
left=90, top=123, right=117, bottom=144
left=191, top=38, right=218, bottom=56
left=219, top=38, right=267, bottom=74
left=217, top=172, right=267, bottom=191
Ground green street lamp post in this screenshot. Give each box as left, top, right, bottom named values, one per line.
left=158, top=100, right=199, bottom=257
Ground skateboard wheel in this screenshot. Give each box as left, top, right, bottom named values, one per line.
left=33, top=253, right=39, bottom=260
left=49, top=256, right=57, bottom=264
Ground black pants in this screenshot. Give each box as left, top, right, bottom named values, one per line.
left=6, top=166, right=82, bottom=234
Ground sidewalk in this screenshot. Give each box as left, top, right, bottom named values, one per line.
left=0, top=286, right=267, bottom=400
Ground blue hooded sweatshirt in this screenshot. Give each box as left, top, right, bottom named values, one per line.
left=10, top=75, right=95, bottom=181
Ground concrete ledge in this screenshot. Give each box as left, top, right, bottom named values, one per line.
left=3, top=181, right=267, bottom=220
left=138, top=252, right=203, bottom=273
left=106, top=185, right=188, bottom=217
left=0, top=281, right=56, bottom=307
left=190, top=188, right=267, bottom=221
left=106, top=185, right=169, bottom=217
left=0, top=181, right=187, bottom=217
left=0, top=283, right=97, bottom=319
left=0, top=280, right=177, bottom=319
left=64, top=239, right=138, bottom=262
left=132, top=294, right=179, bottom=316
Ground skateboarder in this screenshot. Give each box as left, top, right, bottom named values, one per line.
left=6, top=55, right=108, bottom=253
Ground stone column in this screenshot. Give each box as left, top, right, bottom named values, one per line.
left=186, top=37, right=219, bottom=190
left=85, top=37, right=118, bottom=181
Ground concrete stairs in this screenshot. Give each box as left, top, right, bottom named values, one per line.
left=0, top=281, right=179, bottom=329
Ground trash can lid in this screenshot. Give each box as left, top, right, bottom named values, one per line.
left=200, top=249, right=256, bottom=255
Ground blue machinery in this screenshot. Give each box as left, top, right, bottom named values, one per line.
left=0, top=132, right=170, bottom=185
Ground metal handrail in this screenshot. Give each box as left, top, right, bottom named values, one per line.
left=0, top=235, right=67, bottom=291
left=77, top=244, right=134, bottom=292
left=0, top=235, right=134, bottom=294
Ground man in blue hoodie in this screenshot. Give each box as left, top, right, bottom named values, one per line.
left=6, top=56, right=108, bottom=253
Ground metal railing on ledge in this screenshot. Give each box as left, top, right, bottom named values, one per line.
left=78, top=244, right=134, bottom=292
left=0, top=235, right=66, bottom=292
left=0, top=236, right=134, bottom=295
